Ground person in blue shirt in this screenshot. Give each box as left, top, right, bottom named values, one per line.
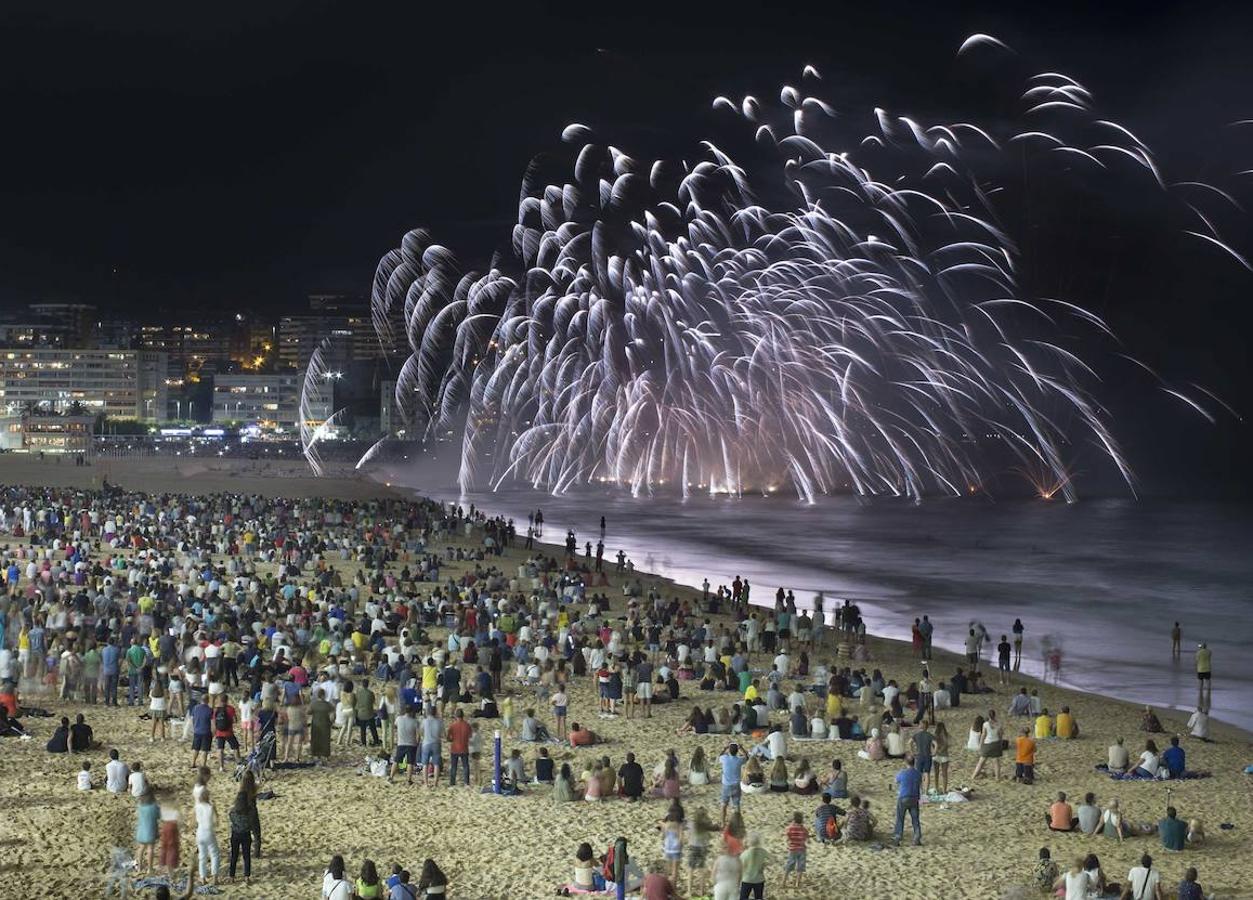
left=1159, top=806, right=1187, bottom=851
left=189, top=699, right=214, bottom=769
left=718, top=742, right=747, bottom=827
left=101, top=640, right=121, bottom=707
left=1161, top=736, right=1186, bottom=779
left=893, top=754, right=923, bottom=846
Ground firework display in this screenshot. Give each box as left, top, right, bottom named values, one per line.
left=316, top=34, right=1246, bottom=500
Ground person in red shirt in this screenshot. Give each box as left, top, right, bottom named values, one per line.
left=214, top=695, right=240, bottom=771
left=784, top=812, right=808, bottom=888
left=569, top=723, right=599, bottom=747
left=641, top=861, right=677, bottom=900
left=447, top=708, right=472, bottom=786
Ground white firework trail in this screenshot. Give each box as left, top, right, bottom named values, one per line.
left=328, top=34, right=1246, bottom=501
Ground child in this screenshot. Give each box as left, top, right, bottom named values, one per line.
left=159, top=802, right=181, bottom=877
left=77, top=760, right=94, bottom=791
left=504, top=749, right=526, bottom=788
left=128, top=761, right=148, bottom=797
left=239, top=694, right=255, bottom=752
left=500, top=695, right=515, bottom=737
left=784, top=811, right=808, bottom=888
left=550, top=688, right=568, bottom=740
left=686, top=808, right=714, bottom=898
left=661, top=807, right=684, bottom=883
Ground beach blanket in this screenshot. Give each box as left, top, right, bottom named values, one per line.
left=1105, top=768, right=1211, bottom=781
left=921, top=789, right=973, bottom=804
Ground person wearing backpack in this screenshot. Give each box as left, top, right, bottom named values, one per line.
left=814, top=793, right=843, bottom=844
left=213, top=694, right=241, bottom=772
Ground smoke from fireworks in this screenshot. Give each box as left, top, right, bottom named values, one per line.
left=312, top=34, right=1247, bottom=501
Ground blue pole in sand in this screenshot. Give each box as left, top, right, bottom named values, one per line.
left=493, top=729, right=502, bottom=794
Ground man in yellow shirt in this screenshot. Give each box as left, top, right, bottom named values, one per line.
left=1196, top=642, right=1212, bottom=709
left=1034, top=711, right=1054, bottom=740
left=1055, top=706, right=1078, bottom=739
left=744, top=679, right=760, bottom=702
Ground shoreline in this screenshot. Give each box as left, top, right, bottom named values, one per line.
left=385, top=474, right=1253, bottom=740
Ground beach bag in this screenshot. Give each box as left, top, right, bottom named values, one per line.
left=825, top=816, right=840, bottom=841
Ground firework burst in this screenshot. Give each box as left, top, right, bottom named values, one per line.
left=313, top=34, right=1246, bottom=501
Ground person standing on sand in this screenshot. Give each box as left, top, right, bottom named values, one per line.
left=1195, top=642, right=1211, bottom=709
left=309, top=687, right=334, bottom=764
left=997, top=635, right=1012, bottom=685
left=1171, top=622, right=1181, bottom=661
left=892, top=754, right=922, bottom=847
left=913, top=614, right=931, bottom=660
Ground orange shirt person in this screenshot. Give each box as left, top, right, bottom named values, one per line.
left=1014, top=727, right=1036, bottom=784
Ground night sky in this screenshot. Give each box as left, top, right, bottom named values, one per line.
left=1, top=1, right=1251, bottom=494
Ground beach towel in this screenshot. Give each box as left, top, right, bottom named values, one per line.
left=1106, top=768, right=1211, bottom=781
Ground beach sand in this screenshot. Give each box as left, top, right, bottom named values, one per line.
left=2, top=455, right=1251, bottom=899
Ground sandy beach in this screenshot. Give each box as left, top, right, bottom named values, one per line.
left=2, top=455, right=1251, bottom=899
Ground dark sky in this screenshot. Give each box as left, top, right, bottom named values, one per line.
left=1, top=1, right=1251, bottom=493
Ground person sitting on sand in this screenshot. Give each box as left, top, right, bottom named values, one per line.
left=1033, top=848, right=1059, bottom=893
left=1046, top=792, right=1078, bottom=832
left=687, top=746, right=710, bottom=786
left=1159, top=806, right=1188, bottom=852
left=1054, top=706, right=1078, bottom=739
left=1161, top=736, right=1186, bottom=779
left=1140, top=706, right=1164, bottom=733
left=823, top=759, right=848, bottom=799
left=1052, top=857, right=1094, bottom=899
left=535, top=748, right=555, bottom=784
left=1008, top=687, right=1032, bottom=717
left=857, top=728, right=885, bottom=761
left=750, top=725, right=787, bottom=761
left=652, top=755, right=681, bottom=800
left=416, top=857, right=447, bottom=898
left=791, top=759, right=819, bottom=795
left=741, top=756, right=767, bottom=794
left=840, top=796, right=875, bottom=843
left=1132, top=740, right=1161, bottom=778
left=1077, top=792, right=1102, bottom=835
left=1106, top=737, right=1130, bottom=773
left=1186, top=707, right=1210, bottom=742
left=568, top=722, right=599, bottom=747
left=1034, top=708, right=1054, bottom=740
left=1099, top=799, right=1155, bottom=841
left=884, top=721, right=908, bottom=759
left=767, top=757, right=790, bottom=793
left=581, top=764, right=603, bottom=802
left=46, top=715, right=70, bottom=753
left=553, top=764, right=577, bottom=803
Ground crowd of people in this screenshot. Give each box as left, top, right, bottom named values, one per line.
left=0, top=480, right=1229, bottom=898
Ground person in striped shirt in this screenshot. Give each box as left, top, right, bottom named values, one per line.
left=783, top=812, right=808, bottom=888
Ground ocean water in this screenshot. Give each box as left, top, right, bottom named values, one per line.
left=377, top=468, right=1253, bottom=731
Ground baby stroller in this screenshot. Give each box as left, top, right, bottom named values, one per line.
left=234, top=728, right=276, bottom=783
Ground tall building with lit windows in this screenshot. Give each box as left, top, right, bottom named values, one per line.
left=0, top=348, right=167, bottom=420
left=211, top=372, right=332, bottom=430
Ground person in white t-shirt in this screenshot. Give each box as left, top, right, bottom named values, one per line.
left=1125, top=854, right=1163, bottom=900
left=773, top=652, right=790, bottom=678
left=1053, top=858, right=1092, bottom=900
left=105, top=749, right=129, bottom=793
left=128, top=762, right=148, bottom=797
